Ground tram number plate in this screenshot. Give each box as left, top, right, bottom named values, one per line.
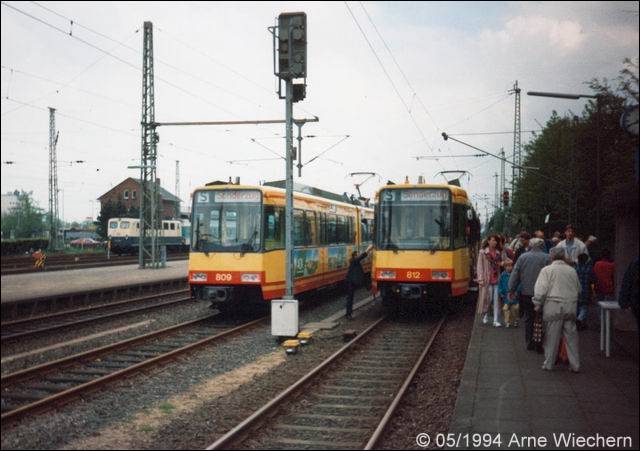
left=406, top=271, right=422, bottom=279
left=215, top=273, right=232, bottom=282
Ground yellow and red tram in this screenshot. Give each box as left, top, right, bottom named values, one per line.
left=372, top=182, right=478, bottom=309
left=188, top=182, right=374, bottom=313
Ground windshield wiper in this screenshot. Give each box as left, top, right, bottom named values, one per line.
left=384, top=241, right=399, bottom=253
left=240, top=230, right=258, bottom=256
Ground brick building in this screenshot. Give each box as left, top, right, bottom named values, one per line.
left=97, top=178, right=181, bottom=219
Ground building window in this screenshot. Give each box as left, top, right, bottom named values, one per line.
left=124, top=190, right=129, bottom=200
left=132, top=190, right=136, bottom=200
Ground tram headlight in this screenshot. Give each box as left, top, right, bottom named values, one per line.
left=191, top=272, right=207, bottom=282
left=432, top=271, right=451, bottom=280
left=241, top=273, right=261, bottom=283
left=379, top=270, right=396, bottom=279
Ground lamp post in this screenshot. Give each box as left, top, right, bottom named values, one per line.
left=527, top=90, right=600, bottom=235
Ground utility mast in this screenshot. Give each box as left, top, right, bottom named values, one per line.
left=48, top=107, right=60, bottom=251
left=510, top=81, right=522, bottom=186
left=175, top=160, right=180, bottom=218
left=139, top=21, right=159, bottom=268
left=494, top=172, right=499, bottom=215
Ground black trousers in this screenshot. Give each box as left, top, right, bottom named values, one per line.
left=346, top=281, right=355, bottom=317
left=520, top=295, right=535, bottom=346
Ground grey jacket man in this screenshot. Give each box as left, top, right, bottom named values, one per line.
left=508, top=239, right=550, bottom=296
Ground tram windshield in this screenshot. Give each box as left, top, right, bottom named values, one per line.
left=377, top=188, right=451, bottom=251
left=191, top=190, right=262, bottom=253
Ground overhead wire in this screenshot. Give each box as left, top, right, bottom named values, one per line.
left=343, top=1, right=438, bottom=157
left=1, top=65, right=139, bottom=109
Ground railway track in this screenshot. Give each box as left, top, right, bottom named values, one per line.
left=1, top=289, right=192, bottom=343
left=1, top=314, right=265, bottom=424
left=1, top=253, right=188, bottom=275
left=207, top=314, right=446, bottom=450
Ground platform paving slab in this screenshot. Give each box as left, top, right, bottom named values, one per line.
left=449, top=314, right=639, bottom=450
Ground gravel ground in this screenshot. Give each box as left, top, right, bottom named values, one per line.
left=1, top=287, right=376, bottom=450
left=377, top=295, right=476, bottom=450
left=1, top=298, right=211, bottom=375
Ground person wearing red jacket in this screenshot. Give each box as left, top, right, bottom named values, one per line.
left=593, top=248, right=615, bottom=309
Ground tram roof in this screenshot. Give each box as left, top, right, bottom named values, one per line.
left=195, top=181, right=372, bottom=209
left=375, top=183, right=470, bottom=202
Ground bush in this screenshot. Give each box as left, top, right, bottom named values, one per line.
left=1, top=239, right=49, bottom=256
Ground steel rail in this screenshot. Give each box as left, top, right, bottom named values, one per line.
left=365, top=315, right=446, bottom=449
left=1, top=315, right=265, bottom=424
left=1, top=254, right=188, bottom=275
left=1, top=291, right=192, bottom=342
left=206, top=316, right=386, bottom=450
left=207, top=315, right=447, bottom=450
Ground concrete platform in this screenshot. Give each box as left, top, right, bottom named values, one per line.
left=450, top=315, right=639, bottom=449
left=1, top=260, right=188, bottom=304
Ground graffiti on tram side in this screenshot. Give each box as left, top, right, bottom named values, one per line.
left=294, top=248, right=320, bottom=278
left=328, top=246, right=348, bottom=271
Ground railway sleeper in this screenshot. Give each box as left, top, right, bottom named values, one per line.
left=273, top=423, right=370, bottom=434
left=283, top=413, right=379, bottom=428
left=270, top=437, right=362, bottom=449
left=320, top=384, right=393, bottom=394
left=67, top=368, right=114, bottom=376
left=22, top=383, right=71, bottom=393
left=117, top=351, right=164, bottom=358
left=2, top=392, right=46, bottom=402
left=312, top=393, right=391, bottom=404
left=329, top=372, right=400, bottom=381
left=85, top=362, right=132, bottom=369
left=100, top=356, right=144, bottom=364
left=271, top=425, right=366, bottom=440
left=322, top=378, right=396, bottom=388
left=137, top=345, right=182, bottom=353
left=45, top=375, right=95, bottom=384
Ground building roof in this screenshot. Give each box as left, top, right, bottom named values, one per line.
left=97, top=177, right=181, bottom=203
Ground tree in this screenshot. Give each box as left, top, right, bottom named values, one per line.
left=511, top=59, right=638, bottom=246
left=1, top=191, right=46, bottom=239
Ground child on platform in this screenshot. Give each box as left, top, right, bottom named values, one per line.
left=499, top=259, right=520, bottom=327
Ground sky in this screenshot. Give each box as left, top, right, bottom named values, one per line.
left=1, top=1, right=638, bottom=223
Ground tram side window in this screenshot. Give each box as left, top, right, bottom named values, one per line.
left=327, top=214, right=338, bottom=244
left=306, top=211, right=317, bottom=246
left=348, top=216, right=355, bottom=244
left=453, top=204, right=468, bottom=249
left=360, top=219, right=370, bottom=244
left=319, top=213, right=327, bottom=245
left=336, top=215, right=345, bottom=244
left=109, top=221, right=118, bottom=229
left=170, top=223, right=175, bottom=231
left=264, top=206, right=285, bottom=250
left=293, top=209, right=305, bottom=246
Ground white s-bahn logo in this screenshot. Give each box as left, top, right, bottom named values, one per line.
left=382, top=191, right=394, bottom=202
left=197, top=192, right=209, bottom=203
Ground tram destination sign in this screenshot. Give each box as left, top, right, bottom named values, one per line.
left=382, top=189, right=450, bottom=203
left=196, top=190, right=261, bottom=203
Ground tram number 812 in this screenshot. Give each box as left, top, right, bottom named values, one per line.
left=406, top=271, right=422, bottom=279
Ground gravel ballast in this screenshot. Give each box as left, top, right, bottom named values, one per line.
left=378, top=296, right=476, bottom=449
left=1, top=287, right=375, bottom=450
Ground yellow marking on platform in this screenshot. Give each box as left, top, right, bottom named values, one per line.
left=1, top=320, right=154, bottom=365
left=62, top=350, right=286, bottom=450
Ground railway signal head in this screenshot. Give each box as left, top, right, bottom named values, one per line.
left=503, top=190, right=510, bottom=207
left=277, top=12, right=307, bottom=80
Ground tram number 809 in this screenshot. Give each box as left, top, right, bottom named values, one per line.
left=215, top=273, right=232, bottom=282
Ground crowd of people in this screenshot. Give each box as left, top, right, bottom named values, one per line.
left=476, top=224, right=638, bottom=373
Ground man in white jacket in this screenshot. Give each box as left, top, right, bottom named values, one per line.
left=533, top=246, right=582, bottom=372
left=554, top=224, right=588, bottom=265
